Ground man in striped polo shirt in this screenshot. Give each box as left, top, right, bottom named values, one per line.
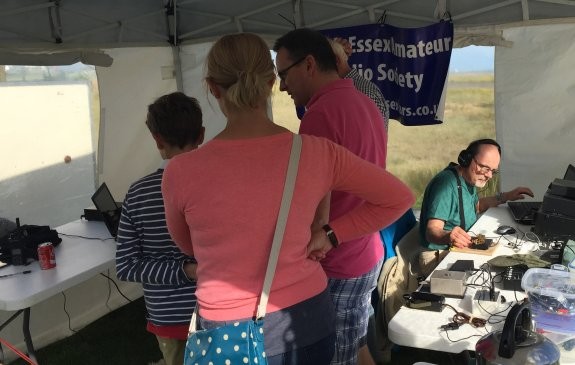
left=330, top=37, right=390, bottom=131
left=115, top=92, right=204, bottom=365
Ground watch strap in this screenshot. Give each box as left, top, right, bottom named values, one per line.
left=322, top=224, right=339, bottom=248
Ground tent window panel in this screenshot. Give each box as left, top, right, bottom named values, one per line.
left=0, top=64, right=99, bottom=227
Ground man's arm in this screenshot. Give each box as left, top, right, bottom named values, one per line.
left=426, top=218, right=471, bottom=248
left=477, top=186, right=534, bottom=213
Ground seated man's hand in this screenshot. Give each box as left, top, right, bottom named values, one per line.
left=449, top=226, right=472, bottom=248
left=504, top=187, right=534, bottom=201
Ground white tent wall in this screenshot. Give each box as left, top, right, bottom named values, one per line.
left=96, top=47, right=178, bottom=198
left=95, top=44, right=227, bottom=199
left=495, top=23, right=575, bottom=199
left=179, top=42, right=227, bottom=143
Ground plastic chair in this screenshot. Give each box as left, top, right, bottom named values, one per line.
left=379, top=209, right=417, bottom=260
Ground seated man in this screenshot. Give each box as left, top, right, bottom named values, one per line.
left=418, top=139, right=534, bottom=276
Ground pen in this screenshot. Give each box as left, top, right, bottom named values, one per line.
left=0, top=270, right=32, bottom=279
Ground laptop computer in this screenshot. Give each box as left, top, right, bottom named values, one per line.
left=508, top=201, right=541, bottom=225
left=508, top=164, right=574, bottom=225
left=91, top=182, right=121, bottom=237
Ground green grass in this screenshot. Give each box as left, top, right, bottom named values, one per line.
left=271, top=72, right=497, bottom=208
left=9, top=297, right=163, bottom=365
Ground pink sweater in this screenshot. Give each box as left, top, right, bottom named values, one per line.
left=300, top=78, right=389, bottom=278
left=162, top=133, right=413, bottom=321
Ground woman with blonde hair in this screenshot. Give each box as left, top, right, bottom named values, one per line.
left=162, top=33, right=414, bottom=364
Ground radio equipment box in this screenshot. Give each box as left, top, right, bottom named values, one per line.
left=430, top=269, right=467, bottom=297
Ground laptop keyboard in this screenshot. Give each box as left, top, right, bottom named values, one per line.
left=509, top=201, right=541, bottom=222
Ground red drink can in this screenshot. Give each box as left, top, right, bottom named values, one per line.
left=38, top=242, right=56, bottom=270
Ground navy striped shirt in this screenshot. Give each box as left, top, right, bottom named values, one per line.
left=115, top=167, right=196, bottom=327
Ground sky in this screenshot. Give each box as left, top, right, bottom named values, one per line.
left=449, top=45, right=494, bottom=72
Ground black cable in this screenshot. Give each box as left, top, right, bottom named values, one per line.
left=104, top=269, right=113, bottom=312
left=61, top=292, right=77, bottom=334
left=486, top=302, right=513, bottom=325
left=58, top=233, right=113, bottom=241
left=443, top=330, right=483, bottom=343
left=443, top=303, right=487, bottom=328
left=100, top=273, right=132, bottom=303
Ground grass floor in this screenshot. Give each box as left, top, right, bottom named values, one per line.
left=6, top=296, right=473, bottom=365
left=8, top=297, right=163, bottom=365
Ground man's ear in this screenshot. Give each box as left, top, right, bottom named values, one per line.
left=197, top=127, right=205, bottom=146
left=151, top=133, right=164, bottom=150
left=304, top=55, right=317, bottom=76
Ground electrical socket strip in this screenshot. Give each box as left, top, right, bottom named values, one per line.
left=471, top=289, right=503, bottom=317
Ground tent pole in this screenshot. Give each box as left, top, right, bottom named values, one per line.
left=172, top=46, right=184, bottom=92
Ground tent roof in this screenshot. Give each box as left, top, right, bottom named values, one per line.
left=2, top=0, right=575, bottom=50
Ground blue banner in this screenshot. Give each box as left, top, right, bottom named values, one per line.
left=321, top=22, right=453, bottom=126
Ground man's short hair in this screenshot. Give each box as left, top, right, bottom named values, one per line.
left=273, top=28, right=337, bottom=73
left=145, top=92, right=203, bottom=149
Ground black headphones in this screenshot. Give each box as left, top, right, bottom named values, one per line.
left=457, top=139, right=501, bottom=167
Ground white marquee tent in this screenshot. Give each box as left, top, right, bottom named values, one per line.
left=1, top=0, right=575, bottom=360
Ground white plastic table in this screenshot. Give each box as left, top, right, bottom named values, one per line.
left=0, top=219, right=115, bottom=363
left=388, top=206, right=535, bottom=354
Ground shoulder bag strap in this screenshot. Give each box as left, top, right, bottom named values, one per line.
left=448, top=167, right=466, bottom=229
left=256, top=134, right=302, bottom=319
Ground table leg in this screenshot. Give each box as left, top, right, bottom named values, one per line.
left=448, top=350, right=474, bottom=365
left=22, top=308, right=39, bottom=364
left=0, top=309, right=24, bottom=364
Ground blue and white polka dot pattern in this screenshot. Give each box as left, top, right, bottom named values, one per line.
left=185, top=319, right=267, bottom=365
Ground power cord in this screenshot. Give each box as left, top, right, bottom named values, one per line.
left=443, top=303, right=487, bottom=328
left=100, top=272, right=132, bottom=303
left=58, top=232, right=114, bottom=242
left=439, top=303, right=488, bottom=343
left=61, top=292, right=78, bottom=334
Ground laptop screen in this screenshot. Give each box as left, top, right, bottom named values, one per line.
left=91, top=182, right=119, bottom=213
left=91, top=182, right=120, bottom=237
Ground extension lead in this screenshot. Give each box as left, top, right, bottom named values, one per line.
left=0, top=270, right=32, bottom=279
left=471, top=289, right=504, bottom=317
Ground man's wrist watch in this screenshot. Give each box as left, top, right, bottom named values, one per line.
left=322, top=224, right=339, bottom=248
left=496, top=191, right=505, bottom=203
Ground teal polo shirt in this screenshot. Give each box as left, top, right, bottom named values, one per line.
left=419, top=166, right=479, bottom=250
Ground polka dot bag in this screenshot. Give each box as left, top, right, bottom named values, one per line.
left=184, top=135, right=301, bottom=365
left=185, top=315, right=267, bottom=365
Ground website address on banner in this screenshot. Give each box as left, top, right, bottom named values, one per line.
left=389, top=101, right=438, bottom=117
